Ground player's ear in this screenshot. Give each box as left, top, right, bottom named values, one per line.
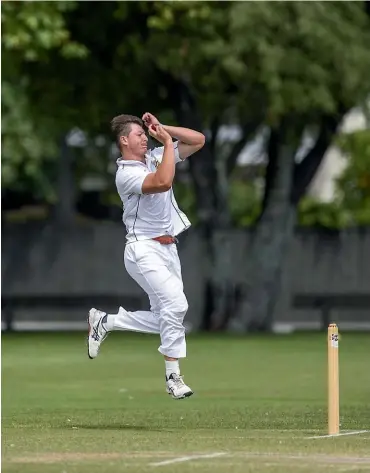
left=120, top=135, right=128, bottom=147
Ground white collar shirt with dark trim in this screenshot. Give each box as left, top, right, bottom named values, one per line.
left=115, top=141, right=191, bottom=243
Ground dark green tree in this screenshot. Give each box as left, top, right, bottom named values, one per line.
left=336, top=128, right=370, bottom=226
left=139, top=1, right=370, bottom=330
left=3, top=1, right=370, bottom=331
left=2, top=1, right=87, bottom=197
left=224, top=2, right=370, bottom=331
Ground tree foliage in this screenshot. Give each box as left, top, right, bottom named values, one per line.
left=2, top=1, right=370, bottom=332
left=1, top=1, right=87, bottom=193
left=228, top=2, right=370, bottom=122
left=337, top=129, right=370, bottom=225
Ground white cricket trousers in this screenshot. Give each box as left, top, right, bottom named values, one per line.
left=114, top=239, right=188, bottom=358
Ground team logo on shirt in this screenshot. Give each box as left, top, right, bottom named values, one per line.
left=153, top=158, right=160, bottom=169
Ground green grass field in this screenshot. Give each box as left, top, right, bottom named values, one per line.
left=2, top=331, right=370, bottom=473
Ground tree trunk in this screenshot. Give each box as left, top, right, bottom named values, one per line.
left=53, top=134, right=76, bottom=228
left=234, top=204, right=296, bottom=332
left=228, top=111, right=345, bottom=332
left=168, top=78, right=241, bottom=330
left=228, top=123, right=299, bottom=332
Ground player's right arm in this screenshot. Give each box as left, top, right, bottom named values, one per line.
left=141, top=125, right=175, bottom=194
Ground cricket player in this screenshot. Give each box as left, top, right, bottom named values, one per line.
left=87, top=112, right=205, bottom=399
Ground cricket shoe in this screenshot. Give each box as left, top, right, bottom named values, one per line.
left=87, top=308, right=109, bottom=359
left=166, top=373, right=193, bottom=400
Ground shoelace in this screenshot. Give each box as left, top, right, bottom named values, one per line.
left=171, top=374, right=185, bottom=388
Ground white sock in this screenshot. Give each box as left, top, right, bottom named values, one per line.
left=101, top=313, right=115, bottom=332
left=165, top=360, right=180, bottom=378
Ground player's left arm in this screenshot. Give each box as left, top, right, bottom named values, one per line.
left=142, top=113, right=205, bottom=160
left=162, top=125, right=205, bottom=160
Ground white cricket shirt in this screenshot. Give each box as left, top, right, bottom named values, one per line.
left=115, top=141, right=191, bottom=243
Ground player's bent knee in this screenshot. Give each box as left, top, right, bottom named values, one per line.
left=166, top=293, right=188, bottom=313
left=162, top=298, right=188, bottom=322
left=176, top=297, right=188, bottom=317
left=179, top=295, right=188, bottom=311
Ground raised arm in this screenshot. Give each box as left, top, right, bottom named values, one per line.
left=141, top=125, right=175, bottom=194
left=142, top=113, right=205, bottom=160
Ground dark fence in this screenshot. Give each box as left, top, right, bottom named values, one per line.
left=2, top=222, right=370, bottom=331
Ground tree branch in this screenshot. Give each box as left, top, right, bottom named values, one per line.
left=291, top=110, right=345, bottom=204
left=209, top=117, right=220, bottom=156
left=226, top=123, right=260, bottom=177
left=260, top=126, right=279, bottom=218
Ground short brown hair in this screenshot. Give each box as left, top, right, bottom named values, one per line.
left=110, top=114, right=143, bottom=147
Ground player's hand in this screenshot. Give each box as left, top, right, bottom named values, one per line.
left=148, top=124, right=172, bottom=145
left=142, top=112, right=160, bottom=129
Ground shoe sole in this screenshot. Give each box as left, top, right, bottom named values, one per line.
left=167, top=390, right=194, bottom=400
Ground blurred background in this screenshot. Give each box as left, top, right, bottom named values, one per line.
left=2, top=1, right=370, bottom=334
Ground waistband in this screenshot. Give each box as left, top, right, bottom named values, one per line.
left=152, top=235, right=178, bottom=245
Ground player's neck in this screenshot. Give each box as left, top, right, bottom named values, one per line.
left=121, top=151, right=146, bottom=163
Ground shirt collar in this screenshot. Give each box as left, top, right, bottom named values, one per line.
left=116, top=152, right=151, bottom=168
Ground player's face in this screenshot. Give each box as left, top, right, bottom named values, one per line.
left=125, top=123, right=148, bottom=156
